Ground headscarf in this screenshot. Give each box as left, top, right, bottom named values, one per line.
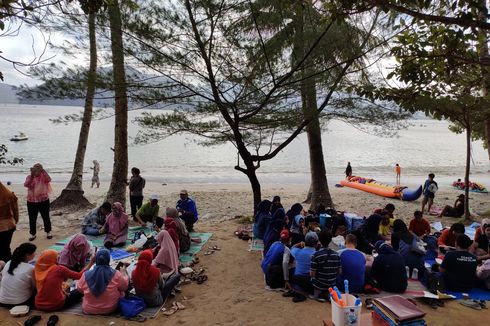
left=270, top=196, right=283, bottom=215
left=153, top=230, right=179, bottom=273
left=106, top=202, right=129, bottom=232
left=392, top=219, right=414, bottom=243
left=30, top=163, right=52, bottom=197
left=164, top=218, right=180, bottom=253
left=131, top=250, right=160, bottom=293
left=34, top=249, right=58, bottom=293
left=58, top=234, right=90, bottom=268
left=256, top=200, right=272, bottom=214
left=481, top=218, right=490, bottom=234
left=290, top=214, right=305, bottom=235
left=84, top=249, right=116, bottom=297
left=263, top=208, right=286, bottom=252
left=167, top=207, right=188, bottom=236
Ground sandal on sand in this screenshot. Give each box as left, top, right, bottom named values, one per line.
left=24, top=315, right=41, bottom=326
left=28, top=235, right=36, bottom=242
left=204, top=250, right=214, bottom=255
left=175, top=302, right=186, bottom=310
left=196, top=275, right=208, bottom=284
left=47, top=315, right=59, bottom=326
left=128, top=314, right=147, bottom=322
left=459, top=299, right=482, bottom=310
left=162, top=307, right=178, bottom=316
left=212, top=245, right=221, bottom=251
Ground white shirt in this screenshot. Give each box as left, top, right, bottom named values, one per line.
left=0, top=261, right=35, bottom=304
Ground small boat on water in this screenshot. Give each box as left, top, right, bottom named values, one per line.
left=10, top=132, right=29, bottom=141
left=340, top=175, right=422, bottom=201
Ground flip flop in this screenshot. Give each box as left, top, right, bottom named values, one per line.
left=24, top=315, right=41, bottom=326
left=128, top=314, right=147, bottom=322
left=204, top=250, right=214, bottom=255
left=47, top=315, right=59, bottom=326
left=162, top=307, right=178, bottom=316
left=196, top=274, right=208, bottom=284
left=212, top=245, right=221, bottom=251
left=28, top=235, right=36, bottom=242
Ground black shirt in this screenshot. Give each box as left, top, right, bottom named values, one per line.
left=476, top=234, right=490, bottom=253
left=441, top=250, right=477, bottom=292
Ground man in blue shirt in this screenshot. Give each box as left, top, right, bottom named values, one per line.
left=421, top=173, right=438, bottom=214
left=339, top=234, right=366, bottom=293
left=176, top=189, right=199, bottom=232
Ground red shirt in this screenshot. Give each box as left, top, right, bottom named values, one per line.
left=437, top=229, right=456, bottom=247
left=409, top=218, right=431, bottom=237
left=35, top=265, right=83, bottom=311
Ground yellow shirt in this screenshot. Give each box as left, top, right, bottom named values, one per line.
left=378, top=218, right=394, bottom=236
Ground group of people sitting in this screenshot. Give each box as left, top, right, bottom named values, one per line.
left=257, top=199, right=490, bottom=303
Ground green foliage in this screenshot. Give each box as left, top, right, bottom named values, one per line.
left=0, top=144, right=23, bottom=165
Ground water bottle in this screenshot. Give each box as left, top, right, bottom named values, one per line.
left=412, top=268, right=418, bottom=280
left=406, top=266, right=410, bottom=278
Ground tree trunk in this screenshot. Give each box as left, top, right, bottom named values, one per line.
left=486, top=119, right=490, bottom=164
left=51, top=10, right=97, bottom=210
left=478, top=0, right=490, bottom=165
left=106, top=0, right=128, bottom=206
left=235, top=150, right=261, bottom=214
left=464, top=126, right=471, bottom=220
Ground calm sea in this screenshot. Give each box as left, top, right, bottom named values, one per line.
left=1, top=104, right=489, bottom=187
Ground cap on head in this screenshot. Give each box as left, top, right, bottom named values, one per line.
left=280, top=229, right=289, bottom=240
left=149, top=194, right=159, bottom=201
left=180, top=190, right=188, bottom=195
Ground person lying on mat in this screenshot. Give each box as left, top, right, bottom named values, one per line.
left=437, top=223, right=465, bottom=249
left=34, top=249, right=95, bottom=311
left=283, top=231, right=318, bottom=302
left=261, top=230, right=290, bottom=289
left=438, top=194, right=465, bottom=218
left=0, top=243, right=37, bottom=307
left=152, top=230, right=180, bottom=274
left=100, top=202, right=129, bottom=249
left=58, top=234, right=91, bottom=272
left=470, top=224, right=490, bottom=261
left=370, top=241, right=408, bottom=293
left=439, top=234, right=477, bottom=292
left=133, top=250, right=180, bottom=307
left=77, top=249, right=128, bottom=315
left=81, top=202, right=111, bottom=236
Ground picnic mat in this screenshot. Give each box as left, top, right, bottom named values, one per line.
left=49, top=227, right=213, bottom=263
left=249, top=238, right=264, bottom=252
left=446, top=288, right=490, bottom=301
left=359, top=279, right=428, bottom=300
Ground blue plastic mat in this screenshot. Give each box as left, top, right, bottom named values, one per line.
left=446, top=288, right=490, bottom=301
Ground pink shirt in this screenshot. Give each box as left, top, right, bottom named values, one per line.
left=24, top=173, right=51, bottom=203
left=77, top=270, right=128, bottom=315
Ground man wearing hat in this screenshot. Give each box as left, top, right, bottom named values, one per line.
left=176, top=190, right=199, bottom=232
left=135, top=194, right=162, bottom=228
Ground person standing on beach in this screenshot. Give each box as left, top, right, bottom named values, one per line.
left=24, top=163, right=53, bottom=241
left=421, top=173, right=438, bottom=214
left=90, top=160, right=100, bottom=188
left=395, top=164, right=401, bottom=185
left=176, top=189, right=199, bottom=232
left=345, top=162, right=352, bottom=178
left=0, top=181, right=19, bottom=262
left=128, top=167, right=145, bottom=218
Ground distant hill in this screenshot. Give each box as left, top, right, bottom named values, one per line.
left=0, top=84, right=20, bottom=103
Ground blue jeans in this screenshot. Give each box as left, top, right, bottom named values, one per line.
left=82, top=226, right=100, bottom=236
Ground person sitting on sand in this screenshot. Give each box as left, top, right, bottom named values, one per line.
left=0, top=243, right=37, bottom=307
left=176, top=190, right=199, bottom=232
left=310, top=230, right=340, bottom=302
left=283, top=231, right=318, bottom=302
left=409, top=210, right=431, bottom=237
left=77, top=249, right=128, bottom=315
left=289, top=203, right=306, bottom=246
left=270, top=196, right=283, bottom=216
left=100, top=202, right=129, bottom=249
left=34, top=249, right=95, bottom=311
left=164, top=217, right=180, bottom=255
left=440, top=234, right=477, bottom=292
left=132, top=250, right=180, bottom=307
left=374, top=203, right=396, bottom=219
left=263, top=208, right=286, bottom=254
left=437, top=223, right=465, bottom=249
left=261, top=230, right=290, bottom=289
left=391, top=219, right=425, bottom=279
left=471, top=224, right=490, bottom=261
left=476, top=259, right=490, bottom=290
left=378, top=213, right=393, bottom=240
left=58, top=234, right=91, bottom=272
left=339, top=234, right=366, bottom=294
left=438, top=194, right=465, bottom=218
left=474, top=218, right=490, bottom=241
left=421, top=173, right=438, bottom=214
left=370, top=241, right=407, bottom=293
left=352, top=214, right=383, bottom=255
left=81, top=202, right=111, bottom=236
left=166, top=207, right=190, bottom=253
left=135, top=194, right=162, bottom=228
left=253, top=200, right=272, bottom=240
left=152, top=230, right=180, bottom=274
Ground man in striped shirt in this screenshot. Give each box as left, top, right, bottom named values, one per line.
left=310, top=230, right=341, bottom=302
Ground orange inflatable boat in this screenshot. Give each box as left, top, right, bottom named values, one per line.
left=340, top=176, right=422, bottom=201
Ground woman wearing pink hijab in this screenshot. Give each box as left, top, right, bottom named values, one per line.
left=24, top=163, right=52, bottom=241
left=152, top=230, right=179, bottom=274
left=58, top=234, right=91, bottom=271
left=100, top=202, right=128, bottom=249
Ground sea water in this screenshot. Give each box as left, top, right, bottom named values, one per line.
left=1, top=104, right=489, bottom=187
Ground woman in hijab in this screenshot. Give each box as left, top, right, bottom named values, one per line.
left=0, top=181, right=19, bottom=262
left=132, top=250, right=180, bottom=307
left=77, top=249, right=128, bottom=315
left=475, top=218, right=490, bottom=241
left=352, top=214, right=383, bottom=254
left=286, top=203, right=303, bottom=229
left=288, top=203, right=305, bottom=246
left=153, top=230, right=179, bottom=274
left=164, top=217, right=180, bottom=254
left=166, top=207, right=190, bottom=253
left=391, top=219, right=425, bottom=279
left=270, top=196, right=283, bottom=216
left=34, top=249, right=95, bottom=311
left=91, top=160, right=100, bottom=188
left=24, top=163, right=52, bottom=241
left=253, top=200, right=272, bottom=240
left=370, top=241, right=408, bottom=293
left=263, top=208, right=286, bottom=254
left=101, top=202, right=129, bottom=249
left=58, top=234, right=91, bottom=271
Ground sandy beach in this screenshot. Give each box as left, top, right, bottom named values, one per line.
left=1, top=181, right=489, bottom=325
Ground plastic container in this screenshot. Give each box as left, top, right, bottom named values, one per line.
left=331, top=294, right=362, bottom=326
left=319, top=213, right=331, bottom=228
left=9, top=305, right=29, bottom=317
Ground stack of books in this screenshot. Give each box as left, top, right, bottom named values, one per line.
left=372, top=295, right=426, bottom=326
